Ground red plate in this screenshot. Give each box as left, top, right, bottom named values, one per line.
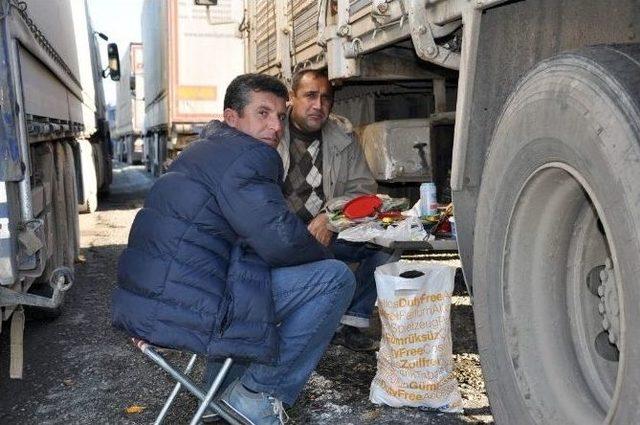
left=343, top=195, right=383, bottom=219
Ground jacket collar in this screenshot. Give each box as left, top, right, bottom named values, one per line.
left=321, top=114, right=353, bottom=152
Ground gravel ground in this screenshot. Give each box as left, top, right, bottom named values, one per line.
left=0, top=164, right=493, bottom=424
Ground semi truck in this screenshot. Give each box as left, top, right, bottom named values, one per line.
left=244, top=0, right=640, bottom=423
left=0, top=0, right=117, bottom=377
left=113, top=42, right=145, bottom=165
left=141, top=0, right=245, bottom=176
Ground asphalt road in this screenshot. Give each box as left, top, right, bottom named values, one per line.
left=0, top=164, right=493, bottom=424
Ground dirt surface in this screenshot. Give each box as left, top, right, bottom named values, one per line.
left=0, top=164, right=493, bottom=424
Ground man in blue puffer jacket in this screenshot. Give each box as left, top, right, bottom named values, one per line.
left=112, top=74, right=356, bottom=424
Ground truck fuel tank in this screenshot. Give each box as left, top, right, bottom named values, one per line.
left=356, top=119, right=434, bottom=182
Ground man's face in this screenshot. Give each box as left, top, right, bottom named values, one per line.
left=224, top=90, right=287, bottom=148
left=289, top=73, right=333, bottom=133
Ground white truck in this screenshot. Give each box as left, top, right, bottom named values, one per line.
left=141, top=0, right=245, bottom=176
left=244, top=1, right=640, bottom=423
left=113, top=42, right=145, bottom=165
left=0, top=0, right=117, bottom=377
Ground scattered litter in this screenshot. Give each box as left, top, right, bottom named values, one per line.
left=124, top=404, right=145, bottom=414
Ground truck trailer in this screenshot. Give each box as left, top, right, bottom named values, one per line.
left=0, top=0, right=116, bottom=377
left=244, top=1, right=640, bottom=423
left=141, top=0, right=245, bottom=176
left=113, top=42, right=145, bottom=165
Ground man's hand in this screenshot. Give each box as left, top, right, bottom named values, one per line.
left=307, top=213, right=333, bottom=247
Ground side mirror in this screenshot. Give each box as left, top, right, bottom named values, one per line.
left=129, top=75, right=136, bottom=95
left=102, top=43, right=120, bottom=81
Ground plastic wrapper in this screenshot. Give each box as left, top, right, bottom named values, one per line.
left=337, top=216, right=427, bottom=243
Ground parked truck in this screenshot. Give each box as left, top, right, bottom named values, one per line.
left=0, top=0, right=117, bottom=377
left=113, top=42, right=145, bottom=165
left=245, top=1, right=640, bottom=423
left=141, top=0, right=245, bottom=176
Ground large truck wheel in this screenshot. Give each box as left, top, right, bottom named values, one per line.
left=77, top=139, right=98, bottom=214
left=473, top=45, right=640, bottom=424
left=28, top=142, right=72, bottom=319
left=33, top=144, right=58, bottom=285
left=53, top=143, right=72, bottom=271
left=92, top=142, right=105, bottom=197
left=126, top=136, right=133, bottom=165
left=63, top=142, right=80, bottom=261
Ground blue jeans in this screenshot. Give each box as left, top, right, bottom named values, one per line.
left=206, top=259, right=355, bottom=406
left=330, top=238, right=392, bottom=328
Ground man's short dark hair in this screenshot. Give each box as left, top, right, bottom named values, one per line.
left=224, top=73, right=289, bottom=114
left=291, top=68, right=331, bottom=94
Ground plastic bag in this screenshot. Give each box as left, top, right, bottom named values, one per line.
left=369, top=261, right=463, bottom=413
left=337, top=216, right=427, bottom=244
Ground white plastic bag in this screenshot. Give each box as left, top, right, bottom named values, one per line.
left=369, top=261, right=463, bottom=413
left=337, top=216, right=427, bottom=244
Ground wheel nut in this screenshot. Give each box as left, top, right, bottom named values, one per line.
left=599, top=270, right=608, bottom=282
left=597, top=285, right=604, bottom=297
left=608, top=332, right=616, bottom=344
left=598, top=302, right=605, bottom=314
left=602, top=317, right=610, bottom=330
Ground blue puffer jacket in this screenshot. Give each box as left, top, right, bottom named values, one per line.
left=112, top=121, right=331, bottom=363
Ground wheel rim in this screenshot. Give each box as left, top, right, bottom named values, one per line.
left=502, top=162, right=622, bottom=424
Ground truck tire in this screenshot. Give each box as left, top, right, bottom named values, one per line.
left=28, top=143, right=70, bottom=319
left=63, top=142, right=80, bottom=261
left=77, top=139, right=98, bottom=214
left=92, top=142, right=105, bottom=197
left=53, top=143, right=70, bottom=267
left=33, top=144, right=57, bottom=285
left=150, top=134, right=160, bottom=177
left=126, top=136, right=133, bottom=165
left=473, top=45, right=640, bottom=425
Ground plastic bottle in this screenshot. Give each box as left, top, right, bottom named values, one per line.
left=420, top=182, right=438, bottom=217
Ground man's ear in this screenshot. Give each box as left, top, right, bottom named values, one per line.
left=223, top=108, right=239, bottom=128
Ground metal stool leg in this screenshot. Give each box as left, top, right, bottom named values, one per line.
left=133, top=339, right=242, bottom=425
left=154, top=353, right=198, bottom=425
left=189, top=357, right=233, bottom=425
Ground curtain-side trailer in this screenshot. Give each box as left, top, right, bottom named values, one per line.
left=0, top=0, right=116, bottom=377
left=141, top=0, right=245, bottom=176
left=113, top=42, right=145, bottom=165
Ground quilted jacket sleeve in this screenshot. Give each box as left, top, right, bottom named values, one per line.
left=217, top=145, right=332, bottom=267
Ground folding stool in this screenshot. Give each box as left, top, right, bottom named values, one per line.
left=132, top=338, right=243, bottom=425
